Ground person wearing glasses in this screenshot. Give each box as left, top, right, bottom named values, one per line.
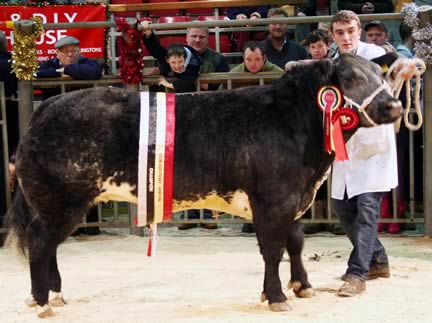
left=37, top=36, right=103, bottom=80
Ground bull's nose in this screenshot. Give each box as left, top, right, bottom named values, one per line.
left=387, top=100, right=403, bottom=115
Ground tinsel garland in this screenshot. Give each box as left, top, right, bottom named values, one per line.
left=11, top=17, right=44, bottom=80
left=116, top=17, right=145, bottom=85
left=402, top=3, right=432, bottom=64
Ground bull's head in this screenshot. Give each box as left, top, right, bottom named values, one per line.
left=335, top=54, right=402, bottom=127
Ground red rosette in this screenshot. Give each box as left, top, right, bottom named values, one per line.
left=332, top=107, right=359, bottom=131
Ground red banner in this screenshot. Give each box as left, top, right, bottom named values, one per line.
left=0, top=5, right=106, bottom=61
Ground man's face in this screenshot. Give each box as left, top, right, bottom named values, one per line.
left=56, top=45, right=80, bottom=66
left=331, top=20, right=361, bottom=54
left=186, top=28, right=208, bottom=54
left=268, top=14, right=288, bottom=40
left=167, top=55, right=185, bottom=74
left=243, top=48, right=266, bottom=74
left=365, top=26, right=388, bottom=46
left=308, top=40, right=329, bottom=59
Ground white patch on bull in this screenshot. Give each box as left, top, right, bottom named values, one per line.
left=95, top=177, right=137, bottom=204
left=173, top=190, right=253, bottom=220
left=294, top=167, right=331, bottom=220
left=94, top=179, right=252, bottom=219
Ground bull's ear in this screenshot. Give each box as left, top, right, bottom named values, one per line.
left=371, top=52, right=399, bottom=75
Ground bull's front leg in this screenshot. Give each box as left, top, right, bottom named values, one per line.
left=255, top=228, right=290, bottom=311
left=286, top=220, right=315, bottom=298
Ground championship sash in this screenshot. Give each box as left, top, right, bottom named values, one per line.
left=137, top=92, right=176, bottom=226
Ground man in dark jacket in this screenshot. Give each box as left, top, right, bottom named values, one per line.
left=337, top=0, right=393, bottom=14
left=261, top=7, right=309, bottom=69
left=37, top=36, right=103, bottom=80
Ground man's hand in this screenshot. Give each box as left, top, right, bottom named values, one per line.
left=157, top=76, right=174, bottom=89
left=362, top=2, right=375, bottom=14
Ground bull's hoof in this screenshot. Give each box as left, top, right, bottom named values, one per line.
left=288, top=280, right=315, bottom=298
left=269, top=301, right=291, bottom=312
left=49, top=292, right=66, bottom=307
left=25, top=295, right=37, bottom=308
left=36, top=304, right=54, bottom=318
left=260, top=292, right=267, bottom=302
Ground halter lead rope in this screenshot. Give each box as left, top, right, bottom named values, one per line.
left=343, top=58, right=426, bottom=130
left=386, top=57, right=426, bottom=131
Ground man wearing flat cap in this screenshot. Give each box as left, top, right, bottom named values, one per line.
left=37, top=36, right=103, bottom=80
left=364, top=20, right=396, bottom=54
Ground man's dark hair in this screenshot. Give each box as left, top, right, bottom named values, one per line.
left=166, top=43, right=186, bottom=58
left=303, top=29, right=332, bottom=47
left=268, top=7, right=288, bottom=18
left=242, top=40, right=266, bottom=56
left=399, top=22, right=413, bottom=43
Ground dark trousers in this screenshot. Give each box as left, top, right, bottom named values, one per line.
left=332, top=192, right=389, bottom=280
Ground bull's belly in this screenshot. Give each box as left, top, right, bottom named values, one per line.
left=94, top=179, right=252, bottom=220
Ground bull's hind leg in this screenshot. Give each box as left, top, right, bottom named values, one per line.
left=28, top=231, right=57, bottom=318
left=26, top=252, right=66, bottom=308
left=286, top=220, right=315, bottom=298
left=48, top=252, right=67, bottom=307
left=26, top=209, right=81, bottom=317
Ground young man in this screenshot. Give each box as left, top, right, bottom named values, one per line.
left=330, top=10, right=397, bottom=297
left=229, top=41, right=283, bottom=74
left=261, top=7, right=308, bottom=69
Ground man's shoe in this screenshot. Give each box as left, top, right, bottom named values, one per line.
left=367, top=264, right=390, bottom=279
left=178, top=223, right=198, bottom=230
left=338, top=275, right=365, bottom=297
left=200, top=223, right=218, bottom=230
left=341, top=264, right=390, bottom=281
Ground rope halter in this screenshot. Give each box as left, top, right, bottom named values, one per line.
left=343, top=81, right=393, bottom=127
left=342, top=57, right=426, bottom=131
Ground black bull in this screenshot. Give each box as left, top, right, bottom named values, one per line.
left=4, top=54, right=402, bottom=317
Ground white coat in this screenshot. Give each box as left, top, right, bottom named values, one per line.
left=331, top=41, right=398, bottom=200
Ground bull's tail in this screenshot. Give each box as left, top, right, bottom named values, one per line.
left=3, top=185, right=34, bottom=258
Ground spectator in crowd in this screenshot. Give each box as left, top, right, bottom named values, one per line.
left=142, top=29, right=202, bottom=93
left=337, top=1, right=394, bottom=14
left=186, top=27, right=229, bottom=90
left=229, top=41, right=283, bottom=74
left=330, top=10, right=396, bottom=297
left=304, top=29, right=332, bottom=59
left=37, top=36, right=103, bottom=80
left=37, top=36, right=103, bottom=235
left=364, top=20, right=396, bottom=54
left=261, top=7, right=309, bottom=69
left=396, top=22, right=415, bottom=58
left=227, top=6, right=270, bottom=52
left=297, top=0, right=331, bottom=40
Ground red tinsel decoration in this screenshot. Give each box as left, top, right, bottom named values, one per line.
left=115, top=17, right=145, bottom=85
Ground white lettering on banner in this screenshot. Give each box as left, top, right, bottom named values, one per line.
left=80, top=48, right=103, bottom=53
left=10, top=12, right=78, bottom=24
left=35, top=30, right=68, bottom=45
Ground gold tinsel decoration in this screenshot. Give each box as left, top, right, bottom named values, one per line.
left=11, top=17, right=44, bottom=80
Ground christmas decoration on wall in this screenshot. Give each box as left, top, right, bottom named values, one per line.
left=115, top=17, right=145, bottom=84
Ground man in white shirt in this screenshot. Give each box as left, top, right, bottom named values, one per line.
left=330, top=10, right=398, bottom=297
